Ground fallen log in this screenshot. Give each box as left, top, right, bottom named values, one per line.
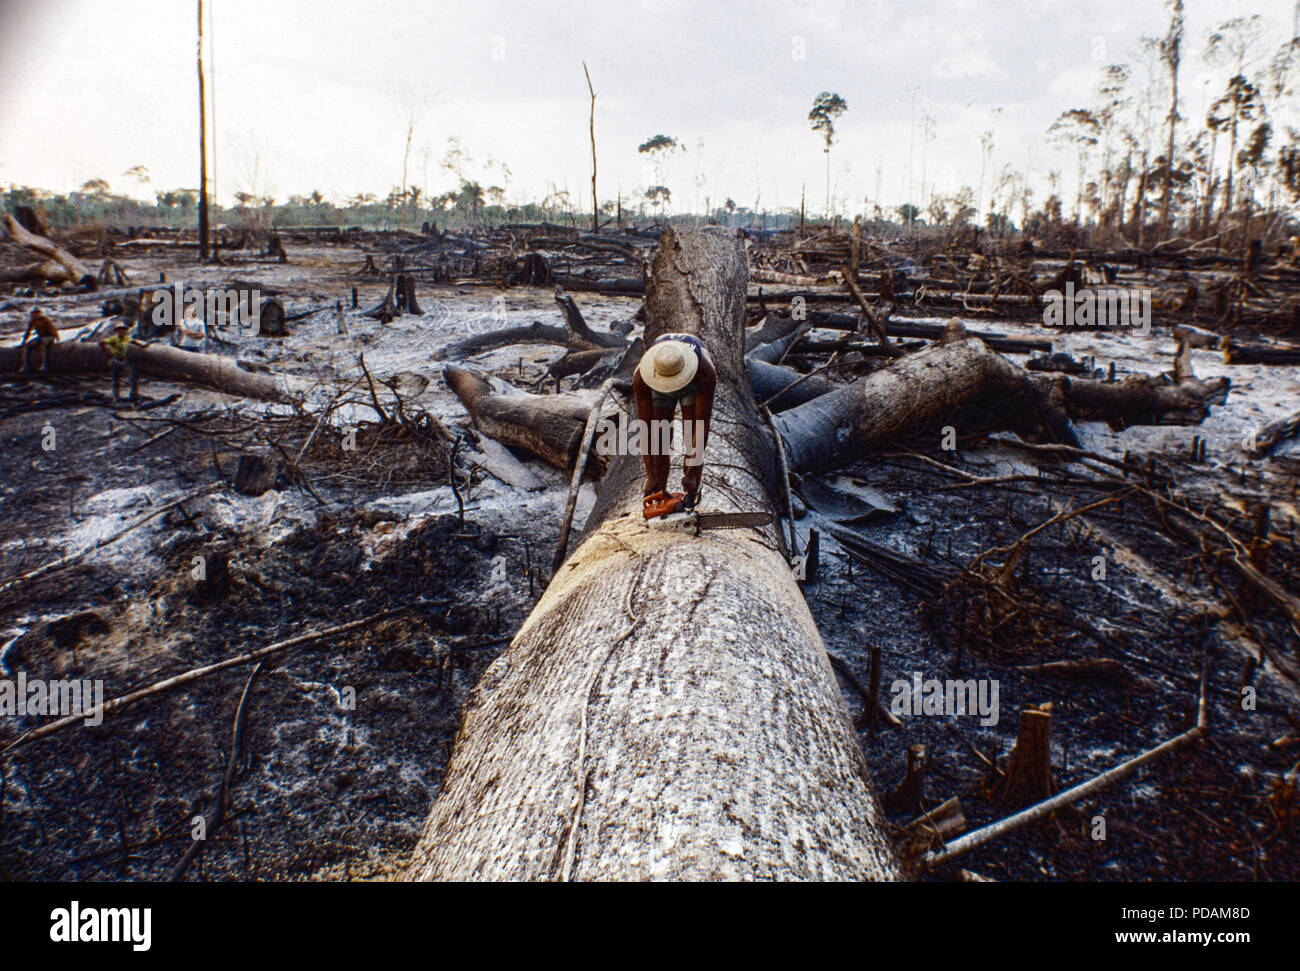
left=548, top=346, right=614, bottom=379
left=773, top=323, right=1228, bottom=474
left=3, top=213, right=94, bottom=286
left=409, top=226, right=901, bottom=881
left=554, top=289, right=629, bottom=349
left=743, top=311, right=806, bottom=353
left=773, top=329, right=1078, bottom=474
left=444, top=366, right=596, bottom=473
left=0, top=341, right=298, bottom=403
left=433, top=321, right=576, bottom=361
left=1223, top=341, right=1300, bottom=366
left=746, top=357, right=835, bottom=411
left=746, top=321, right=810, bottom=364
left=0, top=259, right=76, bottom=285
left=551, top=275, right=644, bottom=295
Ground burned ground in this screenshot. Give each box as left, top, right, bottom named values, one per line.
left=0, top=224, right=1298, bottom=880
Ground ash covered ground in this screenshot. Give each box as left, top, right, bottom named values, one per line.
left=0, top=236, right=1297, bottom=881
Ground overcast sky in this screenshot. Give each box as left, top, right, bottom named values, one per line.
left=0, top=0, right=1295, bottom=216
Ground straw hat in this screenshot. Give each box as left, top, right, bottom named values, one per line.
left=638, top=340, right=698, bottom=394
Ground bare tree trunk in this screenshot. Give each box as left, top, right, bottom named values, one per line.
left=773, top=327, right=1229, bottom=475
left=407, top=227, right=901, bottom=881
left=197, top=0, right=210, bottom=262
left=444, top=366, right=596, bottom=473
left=0, top=341, right=298, bottom=403
left=1159, top=0, right=1183, bottom=241
left=584, top=62, right=598, bottom=233
left=1218, top=117, right=1239, bottom=236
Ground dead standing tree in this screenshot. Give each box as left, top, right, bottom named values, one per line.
left=407, top=226, right=903, bottom=881
left=584, top=62, right=598, bottom=233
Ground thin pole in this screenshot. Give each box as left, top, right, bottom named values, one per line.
left=584, top=62, right=597, bottom=233
left=209, top=0, right=218, bottom=221
left=197, top=0, right=210, bottom=261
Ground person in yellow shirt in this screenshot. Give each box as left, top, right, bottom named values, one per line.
left=99, top=322, right=143, bottom=403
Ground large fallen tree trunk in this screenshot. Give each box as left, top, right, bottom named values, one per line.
left=3, top=213, right=94, bottom=285
left=0, top=341, right=298, bottom=403
left=409, top=226, right=901, bottom=881
left=773, top=330, right=1078, bottom=473
left=773, top=326, right=1229, bottom=473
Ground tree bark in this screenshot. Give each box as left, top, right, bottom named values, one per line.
left=409, top=226, right=901, bottom=881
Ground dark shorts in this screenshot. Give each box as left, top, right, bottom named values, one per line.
left=651, top=386, right=697, bottom=409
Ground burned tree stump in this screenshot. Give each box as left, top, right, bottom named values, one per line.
left=513, top=251, right=552, bottom=286
left=190, top=547, right=232, bottom=602
left=992, top=703, right=1056, bottom=810
left=13, top=204, right=50, bottom=237
left=233, top=452, right=283, bottom=496
left=257, top=297, right=288, bottom=337
left=393, top=273, right=423, bottom=315
left=886, top=743, right=930, bottom=816
left=264, top=232, right=287, bottom=262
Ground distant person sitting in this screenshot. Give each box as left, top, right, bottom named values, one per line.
left=19, top=308, right=59, bottom=373
left=174, top=305, right=206, bottom=353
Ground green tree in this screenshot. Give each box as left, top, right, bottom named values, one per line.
left=637, top=135, right=683, bottom=215
left=808, top=92, right=848, bottom=218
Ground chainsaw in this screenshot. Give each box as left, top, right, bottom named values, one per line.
left=642, top=491, right=774, bottom=534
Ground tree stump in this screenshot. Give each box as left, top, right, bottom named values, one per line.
left=886, top=743, right=930, bottom=816
left=232, top=452, right=283, bottom=496
left=992, top=703, right=1056, bottom=810
left=257, top=298, right=288, bottom=337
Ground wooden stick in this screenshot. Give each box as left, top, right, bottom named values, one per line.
left=168, top=659, right=262, bottom=881
left=553, top=378, right=618, bottom=573
left=0, top=485, right=219, bottom=599
left=0, top=610, right=401, bottom=757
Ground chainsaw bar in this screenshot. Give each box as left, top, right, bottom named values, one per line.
left=647, top=509, right=774, bottom=532
left=695, top=511, right=775, bottom=530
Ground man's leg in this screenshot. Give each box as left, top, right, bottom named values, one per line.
left=19, top=341, right=31, bottom=372
left=112, top=361, right=123, bottom=401
left=643, top=401, right=675, bottom=496
left=38, top=339, right=50, bottom=372
left=680, top=396, right=706, bottom=502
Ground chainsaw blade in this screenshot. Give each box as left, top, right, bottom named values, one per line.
left=694, top=511, right=774, bottom=531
